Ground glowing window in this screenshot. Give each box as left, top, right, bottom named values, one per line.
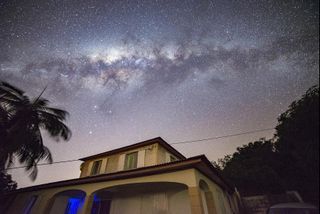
left=64, top=198, right=82, bottom=214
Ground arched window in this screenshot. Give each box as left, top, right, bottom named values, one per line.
left=48, top=190, right=86, bottom=214
left=199, top=180, right=210, bottom=214
left=23, top=195, right=38, bottom=214
left=91, top=182, right=191, bottom=214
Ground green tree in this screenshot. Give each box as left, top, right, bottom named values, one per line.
left=218, top=139, right=284, bottom=196
left=275, top=85, right=319, bottom=203
left=0, top=81, right=71, bottom=180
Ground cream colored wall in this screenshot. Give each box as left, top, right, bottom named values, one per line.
left=144, top=144, right=156, bottom=166
left=109, top=186, right=191, bottom=214
left=157, top=143, right=180, bottom=164
left=8, top=169, right=198, bottom=214
left=48, top=196, right=69, bottom=214
left=157, top=144, right=167, bottom=164
left=168, top=189, right=192, bottom=214
left=7, top=168, right=240, bottom=214
left=80, top=143, right=181, bottom=178
left=79, top=162, right=88, bottom=177
left=80, top=144, right=157, bottom=177
left=105, top=155, right=119, bottom=173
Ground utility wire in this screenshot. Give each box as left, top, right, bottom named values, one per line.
left=5, top=127, right=275, bottom=170
left=5, top=159, right=81, bottom=170
left=171, top=127, right=274, bottom=145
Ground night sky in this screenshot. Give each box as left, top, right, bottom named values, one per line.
left=1, top=0, right=319, bottom=188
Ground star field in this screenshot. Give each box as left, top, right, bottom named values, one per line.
left=0, top=0, right=319, bottom=187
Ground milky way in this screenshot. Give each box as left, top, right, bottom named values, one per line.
left=0, top=0, right=319, bottom=187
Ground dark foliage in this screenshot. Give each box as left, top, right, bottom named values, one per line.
left=275, top=85, right=319, bottom=203
left=0, top=81, right=71, bottom=180
left=0, top=171, right=16, bottom=196
left=215, top=85, right=319, bottom=203
left=215, top=139, right=284, bottom=196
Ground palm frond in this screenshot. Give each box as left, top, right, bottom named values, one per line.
left=0, top=81, right=71, bottom=181
left=6, top=154, right=15, bottom=168
left=38, top=111, right=72, bottom=140
left=28, top=164, right=38, bottom=181
left=0, top=81, right=25, bottom=96
left=39, top=106, right=69, bottom=120
left=32, top=98, right=49, bottom=107
left=39, top=146, right=53, bottom=164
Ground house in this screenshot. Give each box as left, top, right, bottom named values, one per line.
left=2, top=137, right=241, bottom=214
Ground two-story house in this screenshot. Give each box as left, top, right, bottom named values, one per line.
left=2, top=137, right=241, bottom=214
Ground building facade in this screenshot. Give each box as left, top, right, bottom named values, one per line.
left=2, top=137, right=241, bottom=214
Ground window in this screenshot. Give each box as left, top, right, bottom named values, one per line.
left=23, top=196, right=38, bottom=214
left=170, top=155, right=177, bottom=162
left=64, top=198, right=83, bottom=214
left=91, top=160, right=102, bottom=175
left=199, top=180, right=210, bottom=214
left=217, top=191, right=226, bottom=214
left=91, top=196, right=112, bottom=214
left=200, top=189, right=209, bottom=214
left=124, top=152, right=138, bottom=170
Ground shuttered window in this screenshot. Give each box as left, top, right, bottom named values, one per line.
left=124, top=152, right=138, bottom=170
left=91, top=160, right=102, bottom=175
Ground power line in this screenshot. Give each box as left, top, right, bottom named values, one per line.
left=5, top=127, right=275, bottom=170
left=171, top=127, right=275, bottom=145
left=5, top=159, right=80, bottom=170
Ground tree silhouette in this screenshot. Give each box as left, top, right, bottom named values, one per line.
left=217, top=139, right=284, bottom=196
left=275, top=85, right=319, bottom=203
left=0, top=81, right=71, bottom=180
left=215, top=85, right=319, bottom=203
left=0, top=171, right=16, bottom=195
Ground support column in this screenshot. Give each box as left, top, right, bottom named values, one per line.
left=188, top=187, right=205, bottom=214
left=79, top=193, right=94, bottom=214
left=205, top=191, right=218, bottom=214
left=34, top=193, right=55, bottom=214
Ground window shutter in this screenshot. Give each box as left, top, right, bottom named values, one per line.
left=118, top=154, right=125, bottom=171
left=137, top=150, right=145, bottom=168
left=87, top=161, right=93, bottom=176
left=101, top=158, right=108, bottom=174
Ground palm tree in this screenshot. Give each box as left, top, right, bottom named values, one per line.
left=0, top=81, right=71, bottom=180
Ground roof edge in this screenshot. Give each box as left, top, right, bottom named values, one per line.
left=5, top=155, right=235, bottom=195
left=79, top=137, right=186, bottom=161
left=9, top=156, right=202, bottom=194
left=196, top=155, right=235, bottom=193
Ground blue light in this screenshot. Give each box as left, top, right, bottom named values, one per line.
left=93, top=194, right=100, bottom=202
left=91, top=194, right=101, bottom=214
left=65, top=198, right=82, bottom=214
